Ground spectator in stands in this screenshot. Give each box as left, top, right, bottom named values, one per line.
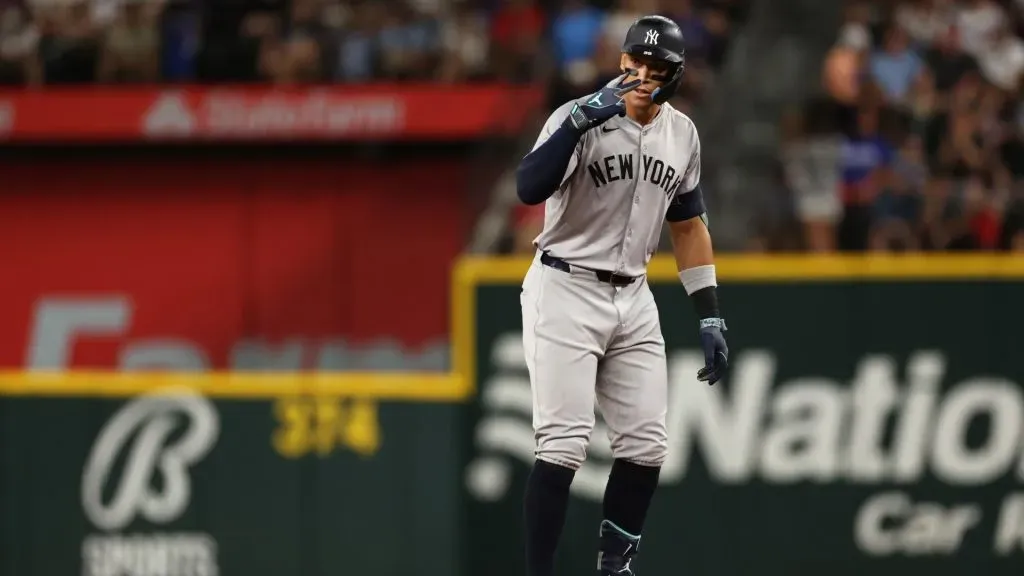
left=869, top=133, right=926, bottom=251
left=839, top=106, right=894, bottom=250
left=200, top=2, right=278, bottom=82
left=289, top=0, right=332, bottom=56
left=823, top=4, right=872, bottom=134
left=258, top=0, right=328, bottom=83
left=96, top=0, right=161, bottom=83
left=159, top=1, right=200, bottom=82
left=956, top=0, right=1004, bottom=58
left=549, top=0, right=606, bottom=97
left=438, top=0, right=491, bottom=81
left=933, top=73, right=988, bottom=178
left=869, top=23, right=925, bottom=107
left=781, top=99, right=845, bottom=252
left=0, top=1, right=38, bottom=84
left=1000, top=193, right=1024, bottom=249
left=378, top=1, right=441, bottom=81
left=334, top=0, right=383, bottom=82
left=908, top=66, right=937, bottom=133
left=921, top=175, right=1010, bottom=251
left=935, top=176, right=994, bottom=250
left=815, top=0, right=1024, bottom=250
left=919, top=176, right=955, bottom=248
left=977, top=18, right=1024, bottom=92
left=34, top=0, right=100, bottom=84
left=966, top=175, right=1004, bottom=249
left=895, top=0, right=954, bottom=48
left=998, top=91, right=1024, bottom=180
left=835, top=0, right=874, bottom=56
left=924, top=24, right=978, bottom=93
left=490, top=0, right=545, bottom=82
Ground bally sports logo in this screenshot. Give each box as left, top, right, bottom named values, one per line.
left=81, top=391, right=220, bottom=576
left=467, top=332, right=1024, bottom=558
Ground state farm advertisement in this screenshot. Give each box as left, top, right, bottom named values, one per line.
left=0, top=158, right=464, bottom=370
left=0, top=85, right=541, bottom=142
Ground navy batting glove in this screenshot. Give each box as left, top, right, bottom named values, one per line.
left=563, top=75, right=642, bottom=133
left=697, top=318, right=729, bottom=385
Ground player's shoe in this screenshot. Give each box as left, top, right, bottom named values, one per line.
left=597, top=520, right=641, bottom=575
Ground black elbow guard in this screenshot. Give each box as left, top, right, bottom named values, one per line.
left=665, top=184, right=707, bottom=222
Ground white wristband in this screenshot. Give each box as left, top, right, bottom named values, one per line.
left=679, top=265, right=717, bottom=295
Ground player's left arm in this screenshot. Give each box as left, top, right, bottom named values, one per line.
left=665, top=131, right=728, bottom=385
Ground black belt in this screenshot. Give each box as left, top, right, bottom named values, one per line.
left=540, top=252, right=638, bottom=286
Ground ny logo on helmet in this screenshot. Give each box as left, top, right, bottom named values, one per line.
left=645, top=30, right=659, bottom=45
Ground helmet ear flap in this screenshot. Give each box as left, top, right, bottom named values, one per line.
left=652, top=61, right=684, bottom=104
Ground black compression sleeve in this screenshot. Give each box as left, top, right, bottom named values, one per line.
left=691, top=286, right=720, bottom=319
left=516, top=125, right=582, bottom=205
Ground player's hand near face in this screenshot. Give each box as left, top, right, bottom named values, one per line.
left=620, top=53, right=672, bottom=107
left=563, top=75, right=642, bottom=133
left=517, top=76, right=638, bottom=206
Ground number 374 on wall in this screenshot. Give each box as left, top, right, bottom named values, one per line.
left=271, top=397, right=381, bottom=458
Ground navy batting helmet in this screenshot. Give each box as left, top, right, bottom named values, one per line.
left=621, top=15, right=686, bottom=104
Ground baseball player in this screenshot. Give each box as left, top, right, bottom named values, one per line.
left=513, top=15, right=729, bottom=576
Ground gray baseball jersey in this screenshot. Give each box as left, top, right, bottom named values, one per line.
left=530, top=99, right=701, bottom=277
left=520, top=98, right=701, bottom=472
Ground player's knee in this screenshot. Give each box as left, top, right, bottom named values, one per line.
left=612, top=425, right=668, bottom=466
left=619, top=442, right=667, bottom=466
left=634, top=440, right=668, bottom=466
left=536, top=434, right=589, bottom=470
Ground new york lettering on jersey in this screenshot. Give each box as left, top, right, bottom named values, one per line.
left=529, top=98, right=700, bottom=277
left=585, top=151, right=684, bottom=197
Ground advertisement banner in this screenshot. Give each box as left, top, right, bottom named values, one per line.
left=0, top=159, right=462, bottom=377
left=0, top=85, right=541, bottom=142
left=0, top=156, right=480, bottom=576
left=454, top=255, right=1024, bottom=576
left=0, top=155, right=478, bottom=576
left=0, top=387, right=463, bottom=576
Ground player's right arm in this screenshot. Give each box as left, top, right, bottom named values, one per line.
left=515, top=77, right=640, bottom=205
left=515, top=102, right=582, bottom=206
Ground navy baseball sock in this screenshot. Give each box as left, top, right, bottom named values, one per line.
left=524, top=459, right=576, bottom=576
left=602, top=459, right=661, bottom=536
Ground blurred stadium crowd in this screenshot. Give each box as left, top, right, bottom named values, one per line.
left=0, top=0, right=743, bottom=88
left=792, top=0, right=1024, bottom=252
left=2, top=0, right=1022, bottom=253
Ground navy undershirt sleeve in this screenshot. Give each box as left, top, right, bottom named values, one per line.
left=665, top=184, right=706, bottom=222
left=516, top=125, right=582, bottom=205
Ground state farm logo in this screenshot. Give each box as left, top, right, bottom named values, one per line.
left=201, top=91, right=403, bottom=136
left=81, top=390, right=220, bottom=576
left=142, top=93, right=196, bottom=137
left=140, top=90, right=404, bottom=139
